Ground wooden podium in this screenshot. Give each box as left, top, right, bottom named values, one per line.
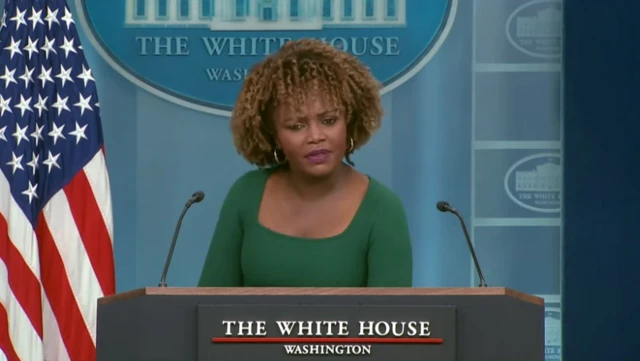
left=96, top=287, right=544, bottom=361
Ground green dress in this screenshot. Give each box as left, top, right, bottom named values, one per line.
left=198, top=167, right=413, bottom=287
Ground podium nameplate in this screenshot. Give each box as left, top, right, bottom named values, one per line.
left=197, top=304, right=456, bottom=361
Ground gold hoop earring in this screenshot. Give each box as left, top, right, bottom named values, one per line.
left=348, top=137, right=355, bottom=153
left=273, top=148, right=285, bottom=164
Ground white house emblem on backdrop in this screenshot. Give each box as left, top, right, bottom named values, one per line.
left=75, top=0, right=457, bottom=116
left=506, top=0, right=562, bottom=58
left=504, top=153, right=561, bottom=213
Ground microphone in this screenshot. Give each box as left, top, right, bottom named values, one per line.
left=436, top=201, right=488, bottom=287
left=158, top=191, right=205, bottom=287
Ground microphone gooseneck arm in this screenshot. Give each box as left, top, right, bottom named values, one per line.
left=436, top=201, right=488, bottom=287
left=450, top=208, right=487, bottom=288
left=158, top=191, right=205, bottom=287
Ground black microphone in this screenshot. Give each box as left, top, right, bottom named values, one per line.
left=436, top=201, right=488, bottom=287
left=158, top=191, right=205, bottom=287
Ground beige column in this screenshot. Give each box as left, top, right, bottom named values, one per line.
left=353, top=0, right=362, bottom=21
left=216, top=0, right=224, bottom=19
left=380, top=0, right=388, bottom=19
left=130, top=0, right=155, bottom=20
left=313, top=0, right=322, bottom=18
left=219, top=0, right=230, bottom=20
left=280, top=0, right=289, bottom=21
left=167, top=0, right=178, bottom=20
left=305, top=0, right=315, bottom=18
left=249, top=0, right=258, bottom=19
left=190, top=0, right=199, bottom=18
left=147, top=0, right=156, bottom=20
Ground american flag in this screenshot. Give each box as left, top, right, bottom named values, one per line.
left=0, top=0, right=115, bottom=360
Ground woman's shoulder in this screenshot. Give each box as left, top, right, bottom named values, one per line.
left=224, top=167, right=274, bottom=202
left=365, top=176, right=406, bottom=213
left=231, top=167, right=272, bottom=187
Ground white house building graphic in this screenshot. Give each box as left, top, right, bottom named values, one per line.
left=516, top=7, right=562, bottom=38
left=125, top=0, right=406, bottom=30
left=515, top=162, right=561, bottom=192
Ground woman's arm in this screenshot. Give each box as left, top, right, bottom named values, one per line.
left=197, top=180, right=245, bottom=287
left=366, top=191, right=413, bottom=287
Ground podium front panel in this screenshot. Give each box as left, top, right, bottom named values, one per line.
left=96, top=290, right=544, bottom=361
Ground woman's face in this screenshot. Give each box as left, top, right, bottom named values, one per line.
left=272, top=92, right=348, bottom=179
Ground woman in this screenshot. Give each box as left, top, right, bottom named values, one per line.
left=198, top=38, right=412, bottom=287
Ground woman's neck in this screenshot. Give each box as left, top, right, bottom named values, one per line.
left=285, top=163, right=351, bottom=201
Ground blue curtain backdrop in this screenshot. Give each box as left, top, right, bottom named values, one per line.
left=562, top=1, right=640, bottom=360
left=1, top=0, right=608, bottom=360
left=0, top=0, right=634, bottom=360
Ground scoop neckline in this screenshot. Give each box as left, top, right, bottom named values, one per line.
left=253, top=166, right=374, bottom=242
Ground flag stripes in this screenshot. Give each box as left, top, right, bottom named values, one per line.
left=0, top=1, right=116, bottom=360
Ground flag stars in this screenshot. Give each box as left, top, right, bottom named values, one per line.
left=10, top=7, right=26, bottom=31
left=18, top=66, right=34, bottom=87
left=55, top=65, right=74, bottom=87
left=30, top=123, right=44, bottom=146
left=33, top=95, right=48, bottom=116
left=61, top=8, right=75, bottom=30
left=1, top=4, right=106, bottom=221
left=38, top=65, right=53, bottom=87
left=3, top=37, right=22, bottom=59
left=23, top=36, right=39, bottom=59
left=22, top=180, right=38, bottom=204
left=12, top=123, right=28, bottom=146
left=28, top=8, right=44, bottom=30
left=26, top=152, right=39, bottom=175
left=15, top=95, right=32, bottom=117
left=52, top=94, right=69, bottom=115
left=0, top=95, right=12, bottom=116
left=42, top=151, right=61, bottom=173
left=48, top=122, right=65, bottom=145
left=0, top=66, right=17, bottom=88
left=77, top=65, right=94, bottom=87
left=40, top=37, right=57, bottom=59
left=74, top=94, right=92, bottom=115
left=6, top=152, right=24, bottom=174
left=69, top=122, right=88, bottom=144
left=45, top=7, right=59, bottom=30
left=60, top=36, right=77, bottom=58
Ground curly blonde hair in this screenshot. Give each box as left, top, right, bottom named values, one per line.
left=230, top=38, right=384, bottom=167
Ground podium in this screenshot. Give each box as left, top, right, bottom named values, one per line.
left=96, top=287, right=544, bottom=361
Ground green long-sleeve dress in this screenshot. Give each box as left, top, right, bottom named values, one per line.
left=198, top=168, right=413, bottom=287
